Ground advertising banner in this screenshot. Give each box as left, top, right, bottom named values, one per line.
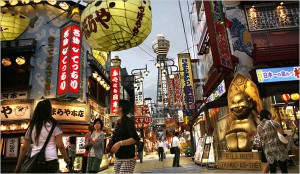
left=57, top=21, right=81, bottom=98
left=1, top=103, right=31, bottom=121
left=52, top=104, right=86, bottom=122
left=256, top=66, right=300, bottom=83
left=110, top=67, right=120, bottom=114
left=178, top=53, right=195, bottom=114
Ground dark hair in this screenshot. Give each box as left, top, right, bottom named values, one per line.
left=29, top=99, right=57, bottom=145
left=117, top=100, right=131, bottom=116
left=93, top=118, right=103, bottom=130
left=174, top=132, right=179, bottom=136
left=88, top=124, right=94, bottom=132
left=260, top=109, right=271, bottom=121
left=69, top=136, right=76, bottom=145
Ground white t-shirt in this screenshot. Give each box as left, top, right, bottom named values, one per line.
left=25, top=122, right=63, bottom=161
left=172, top=136, right=180, bottom=147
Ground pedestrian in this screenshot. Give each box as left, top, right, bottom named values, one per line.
left=171, top=132, right=181, bottom=167
left=67, top=136, right=76, bottom=172
left=111, top=100, right=140, bottom=173
left=157, top=138, right=164, bottom=161
left=138, top=139, right=144, bottom=163
left=81, top=125, right=94, bottom=173
left=257, top=110, right=289, bottom=173
left=86, top=118, right=105, bottom=173
left=14, top=99, right=70, bottom=173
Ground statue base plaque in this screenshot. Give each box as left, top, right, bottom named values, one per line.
left=217, top=152, right=265, bottom=170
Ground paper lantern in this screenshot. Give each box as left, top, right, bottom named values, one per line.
left=281, top=94, right=290, bottom=101
left=81, top=0, right=152, bottom=51
left=0, top=11, right=30, bottom=41
left=291, top=93, right=299, bottom=101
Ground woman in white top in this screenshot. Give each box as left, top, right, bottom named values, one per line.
left=172, top=132, right=181, bottom=167
left=14, top=99, right=70, bottom=173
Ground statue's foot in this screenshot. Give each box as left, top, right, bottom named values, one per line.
left=237, top=132, right=251, bottom=151
left=225, top=133, right=238, bottom=152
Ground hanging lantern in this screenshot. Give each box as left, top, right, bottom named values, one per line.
left=291, top=93, right=299, bottom=101
left=9, top=0, right=18, bottom=6
left=2, top=57, right=12, bottom=66
left=0, top=0, right=6, bottom=7
left=33, top=0, right=41, bottom=3
left=81, top=0, right=152, bottom=52
left=1, top=124, right=7, bottom=131
left=9, top=124, right=17, bottom=130
left=22, top=0, right=30, bottom=5
left=47, top=0, right=57, bottom=5
left=16, top=56, right=26, bottom=65
left=214, top=108, right=220, bottom=113
left=0, top=11, right=31, bottom=41
left=281, top=94, right=290, bottom=101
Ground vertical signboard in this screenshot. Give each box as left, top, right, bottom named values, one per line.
left=57, top=21, right=81, bottom=98
left=161, top=73, right=169, bottom=108
left=174, top=74, right=182, bottom=109
left=110, top=67, right=120, bottom=114
left=134, top=76, right=144, bottom=106
left=204, top=1, right=233, bottom=71
left=178, top=53, right=195, bottom=114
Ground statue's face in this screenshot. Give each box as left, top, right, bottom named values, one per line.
left=230, top=93, right=252, bottom=118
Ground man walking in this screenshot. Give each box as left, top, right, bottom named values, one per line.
left=157, top=138, right=164, bottom=161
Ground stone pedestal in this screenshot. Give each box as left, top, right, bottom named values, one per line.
left=217, top=152, right=265, bottom=170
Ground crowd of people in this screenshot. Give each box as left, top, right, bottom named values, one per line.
left=14, top=99, right=294, bottom=173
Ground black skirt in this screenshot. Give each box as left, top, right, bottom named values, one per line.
left=260, top=148, right=267, bottom=163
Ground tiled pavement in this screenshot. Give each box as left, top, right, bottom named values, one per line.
left=99, top=152, right=299, bottom=173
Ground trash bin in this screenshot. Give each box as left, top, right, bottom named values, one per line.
left=185, top=146, right=192, bottom=157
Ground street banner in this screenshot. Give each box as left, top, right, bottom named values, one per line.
left=110, top=67, right=120, bottom=114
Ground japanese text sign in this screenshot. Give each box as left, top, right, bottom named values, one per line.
left=174, top=74, right=182, bottom=109
left=57, top=22, right=81, bottom=98
left=5, top=138, right=19, bottom=158
left=110, top=67, right=120, bottom=114
left=135, top=116, right=152, bottom=124
left=256, top=66, right=300, bottom=83
left=161, top=73, right=170, bottom=108
left=178, top=53, right=195, bottom=111
left=207, top=80, right=226, bottom=102
left=1, top=104, right=31, bottom=121
left=76, top=137, right=85, bottom=154
left=204, top=1, right=233, bottom=71
left=134, top=76, right=144, bottom=106
left=52, top=104, right=86, bottom=121
left=1, top=91, right=28, bottom=100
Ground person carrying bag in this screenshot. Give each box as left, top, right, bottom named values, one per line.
left=20, top=124, right=56, bottom=173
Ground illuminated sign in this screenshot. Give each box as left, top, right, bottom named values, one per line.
left=204, top=1, right=233, bottom=71
left=135, top=116, right=152, bottom=124
left=207, top=80, right=226, bottom=102
left=134, top=76, right=144, bottom=106
left=5, top=138, right=19, bottom=158
left=52, top=104, right=86, bottom=122
left=178, top=53, right=195, bottom=113
left=174, top=74, right=182, bottom=109
left=110, top=67, right=120, bottom=114
left=1, top=103, right=31, bottom=121
left=161, top=73, right=169, bottom=108
left=57, top=21, right=81, bottom=98
left=256, top=66, right=300, bottom=83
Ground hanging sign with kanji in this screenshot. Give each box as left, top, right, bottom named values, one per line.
left=57, top=21, right=81, bottom=98
left=110, top=67, right=120, bottom=114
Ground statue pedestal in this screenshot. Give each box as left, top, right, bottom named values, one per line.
left=217, top=152, right=265, bottom=170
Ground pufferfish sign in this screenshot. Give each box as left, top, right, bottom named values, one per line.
left=81, top=0, right=152, bottom=52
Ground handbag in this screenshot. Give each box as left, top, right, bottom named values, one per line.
left=270, top=120, right=289, bottom=144
left=20, top=123, right=56, bottom=173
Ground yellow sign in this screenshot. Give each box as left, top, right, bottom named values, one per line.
left=81, top=0, right=152, bottom=51
left=178, top=53, right=195, bottom=111
left=92, top=50, right=108, bottom=67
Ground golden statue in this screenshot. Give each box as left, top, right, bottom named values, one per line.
left=225, top=74, right=262, bottom=152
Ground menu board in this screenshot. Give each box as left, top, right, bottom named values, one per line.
left=194, top=137, right=205, bottom=163
left=5, top=138, right=19, bottom=158
left=201, top=136, right=215, bottom=164
left=76, top=137, right=85, bottom=154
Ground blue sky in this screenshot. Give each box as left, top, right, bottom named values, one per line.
left=111, top=0, right=195, bottom=102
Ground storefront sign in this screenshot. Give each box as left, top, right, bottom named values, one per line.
left=76, top=137, right=85, bottom=154
left=134, top=76, right=144, bottom=106
left=110, top=67, right=120, bottom=114
left=161, top=74, right=169, bottom=108
left=245, top=3, right=299, bottom=31
left=256, top=66, right=300, bottom=83
left=207, top=80, right=226, bottom=102
left=135, top=116, right=152, bottom=124
left=204, top=1, right=233, bottom=70
left=52, top=104, right=85, bottom=121
left=178, top=53, right=195, bottom=112
left=1, top=104, right=31, bottom=121
left=174, top=74, right=182, bottom=109
left=57, top=21, right=81, bottom=98
left=90, top=109, right=109, bottom=127
left=178, top=110, right=184, bottom=123
left=5, top=138, right=19, bottom=158
left=44, top=36, right=55, bottom=96
left=1, top=91, right=28, bottom=100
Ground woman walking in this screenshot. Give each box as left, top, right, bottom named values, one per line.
left=111, top=100, right=140, bottom=173
left=86, top=118, right=105, bottom=173
left=14, top=99, right=70, bottom=173
left=257, top=110, right=289, bottom=173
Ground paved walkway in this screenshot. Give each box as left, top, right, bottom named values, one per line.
left=100, top=152, right=299, bottom=173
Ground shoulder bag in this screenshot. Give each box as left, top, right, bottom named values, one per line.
left=270, top=120, right=289, bottom=144
left=20, top=123, right=56, bottom=173
left=170, top=138, right=176, bottom=154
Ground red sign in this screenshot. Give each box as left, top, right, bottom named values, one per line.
left=174, top=74, right=182, bottom=109
left=57, top=22, right=81, bottom=98
left=110, top=67, right=120, bottom=114
left=135, top=116, right=152, bottom=124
